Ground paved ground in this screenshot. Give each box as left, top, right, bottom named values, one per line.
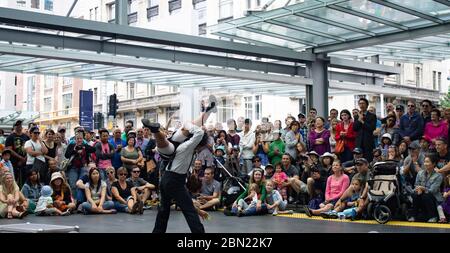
left=0, top=209, right=449, bottom=233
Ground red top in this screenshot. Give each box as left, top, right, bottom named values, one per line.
left=335, top=121, right=356, bottom=151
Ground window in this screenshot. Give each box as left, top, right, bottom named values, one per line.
left=193, top=0, right=205, bottom=6
left=89, top=9, right=93, bottom=20
left=44, top=0, right=53, bottom=11
left=14, top=95, right=17, bottom=106
left=108, top=3, right=116, bottom=22
left=63, top=77, right=72, bottom=87
left=415, top=67, right=421, bottom=87
left=144, top=109, right=158, bottom=123
left=124, top=112, right=137, bottom=127
left=93, top=88, right=98, bottom=105
left=128, top=12, right=138, bottom=25
left=169, top=0, right=182, bottom=14
left=438, top=72, right=442, bottom=91
left=44, top=97, right=52, bottom=112
left=62, top=93, right=73, bottom=114
left=44, top=76, right=53, bottom=89
left=166, top=107, right=180, bottom=123
left=95, top=7, right=98, bottom=21
left=31, top=0, right=39, bottom=9
left=244, top=96, right=253, bottom=120
left=219, top=0, right=233, bottom=19
left=127, top=82, right=135, bottom=99
left=218, top=98, right=233, bottom=123
left=147, top=84, right=155, bottom=96
left=247, top=0, right=252, bottom=9
left=433, top=71, right=437, bottom=90
left=147, top=5, right=159, bottom=20
left=169, top=86, right=178, bottom=93
left=16, top=0, right=26, bottom=7
left=255, top=95, right=262, bottom=120
left=198, top=23, right=206, bottom=36
left=354, top=95, right=366, bottom=108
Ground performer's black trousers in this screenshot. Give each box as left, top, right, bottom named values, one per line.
left=153, top=171, right=205, bottom=233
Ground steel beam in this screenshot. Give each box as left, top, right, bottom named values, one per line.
left=237, top=26, right=318, bottom=46
left=0, top=28, right=299, bottom=76
left=0, top=7, right=315, bottom=63
left=329, top=57, right=401, bottom=74
left=432, top=0, right=450, bottom=7
left=263, top=20, right=346, bottom=42
left=370, top=0, right=444, bottom=24
left=115, top=0, right=128, bottom=26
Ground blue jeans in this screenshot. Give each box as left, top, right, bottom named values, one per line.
left=114, top=201, right=130, bottom=213
left=67, top=167, right=88, bottom=192
left=231, top=200, right=268, bottom=216
left=81, top=201, right=115, bottom=214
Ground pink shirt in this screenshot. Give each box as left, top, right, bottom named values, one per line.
left=272, top=171, right=288, bottom=186
left=424, top=120, right=448, bottom=146
left=325, top=174, right=349, bottom=201
left=98, top=142, right=112, bottom=169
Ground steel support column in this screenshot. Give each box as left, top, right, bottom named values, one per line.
left=116, top=0, right=128, bottom=26
left=306, top=57, right=328, bottom=117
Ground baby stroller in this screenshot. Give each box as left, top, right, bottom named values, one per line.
left=214, top=157, right=246, bottom=209
left=367, top=160, right=408, bottom=224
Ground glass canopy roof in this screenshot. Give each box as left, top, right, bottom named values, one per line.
left=210, top=0, right=450, bottom=62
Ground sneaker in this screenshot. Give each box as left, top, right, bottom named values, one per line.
left=286, top=210, right=294, bottom=214
left=272, top=210, right=278, bottom=216
left=110, top=209, right=117, bottom=214
left=303, top=206, right=312, bottom=217
left=237, top=210, right=244, bottom=217
left=427, top=217, right=438, bottom=223
left=408, top=217, right=415, bottom=222
left=61, top=210, right=71, bottom=216
left=143, top=203, right=152, bottom=210
left=223, top=209, right=233, bottom=216
left=141, top=119, right=160, bottom=133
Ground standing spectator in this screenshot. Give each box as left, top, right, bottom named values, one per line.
left=308, top=108, right=318, bottom=126
left=380, top=114, right=398, bottom=145
left=50, top=172, right=76, bottom=214
left=281, top=116, right=295, bottom=139
left=335, top=110, right=356, bottom=163
left=109, top=128, right=126, bottom=170
left=298, top=113, right=309, bottom=149
left=400, top=101, right=424, bottom=145
left=369, top=106, right=382, bottom=147
left=135, top=128, right=149, bottom=152
left=5, top=120, right=29, bottom=186
left=65, top=132, right=96, bottom=191
left=143, top=127, right=151, bottom=140
left=54, top=132, right=67, bottom=169
left=325, top=108, right=339, bottom=130
left=21, top=169, right=42, bottom=213
left=120, top=136, right=144, bottom=174
left=95, top=129, right=115, bottom=180
left=308, top=117, right=330, bottom=156
left=395, top=105, right=405, bottom=128
left=284, top=120, right=300, bottom=161
left=268, top=130, right=285, bottom=165
left=57, top=125, right=68, bottom=145
left=226, top=119, right=240, bottom=154
left=352, top=109, right=359, bottom=119
left=42, top=129, right=57, bottom=179
left=353, top=97, right=377, bottom=162
left=0, top=172, right=27, bottom=219
left=409, top=154, right=443, bottom=223
left=111, top=167, right=141, bottom=214
left=421, top=100, right=433, bottom=125
left=24, top=127, right=48, bottom=184
left=197, top=126, right=215, bottom=168
left=0, top=129, right=5, bottom=145
left=80, top=167, right=116, bottom=214
left=423, top=109, right=448, bottom=149
left=329, top=119, right=338, bottom=153
left=121, top=120, right=134, bottom=142
left=386, top=103, right=395, bottom=116
left=253, top=131, right=270, bottom=167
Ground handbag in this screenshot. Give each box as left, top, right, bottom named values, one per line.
left=60, top=155, right=74, bottom=172
left=335, top=139, right=345, bottom=154
left=146, top=159, right=157, bottom=173
left=30, top=142, right=47, bottom=172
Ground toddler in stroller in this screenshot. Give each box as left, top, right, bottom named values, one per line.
left=367, top=160, right=410, bottom=224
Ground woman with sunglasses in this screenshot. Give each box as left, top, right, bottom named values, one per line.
left=24, top=126, right=48, bottom=182
left=105, top=167, right=117, bottom=200
left=111, top=167, right=142, bottom=214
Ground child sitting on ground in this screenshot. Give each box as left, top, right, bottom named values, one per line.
left=35, top=186, right=69, bottom=216
left=321, top=177, right=364, bottom=219
left=272, top=163, right=288, bottom=200
left=265, top=180, right=293, bottom=216
left=236, top=183, right=259, bottom=216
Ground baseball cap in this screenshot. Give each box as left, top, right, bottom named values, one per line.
left=409, top=140, right=420, bottom=150
left=352, top=148, right=363, bottom=154
left=298, top=113, right=306, bottom=119
left=265, top=164, right=274, bottom=169
left=355, top=158, right=368, bottom=165
left=30, top=126, right=40, bottom=134
left=13, top=120, right=23, bottom=127
left=307, top=151, right=319, bottom=157
left=57, top=125, right=66, bottom=132
left=395, top=105, right=404, bottom=111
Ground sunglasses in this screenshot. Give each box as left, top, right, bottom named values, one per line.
left=407, top=105, right=415, bottom=107
left=421, top=104, right=430, bottom=107
left=119, top=173, right=127, bottom=176
left=107, top=171, right=115, bottom=175
left=132, top=171, right=140, bottom=173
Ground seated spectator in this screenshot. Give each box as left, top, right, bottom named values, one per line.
left=0, top=172, right=27, bottom=219
left=264, top=164, right=274, bottom=179
left=387, top=145, right=402, bottom=162
left=434, top=138, right=450, bottom=174
left=75, top=166, right=91, bottom=207
left=81, top=167, right=116, bottom=214
left=342, top=148, right=364, bottom=177
left=379, top=114, right=398, bottom=145
left=225, top=146, right=241, bottom=177
left=0, top=149, right=14, bottom=180
left=21, top=169, right=42, bottom=213
left=272, top=162, right=288, bottom=201
left=234, top=183, right=260, bottom=217
left=424, top=109, right=448, bottom=149
left=50, top=172, right=76, bottom=214
left=440, top=175, right=450, bottom=222
left=419, top=137, right=430, bottom=157
left=111, top=167, right=142, bottom=214
left=265, top=180, right=293, bottom=216
left=45, top=158, right=60, bottom=185
left=193, top=167, right=221, bottom=211
left=409, top=154, right=443, bottom=223
left=398, top=140, right=409, bottom=163
left=401, top=141, right=425, bottom=189
left=323, top=177, right=364, bottom=219
left=35, top=185, right=69, bottom=216
left=370, top=148, right=383, bottom=169
left=304, top=160, right=349, bottom=216
left=105, top=166, right=117, bottom=200
left=229, top=168, right=267, bottom=216
left=319, top=152, right=334, bottom=177
left=308, top=117, right=331, bottom=155
left=127, top=166, right=155, bottom=208
left=379, top=133, right=393, bottom=159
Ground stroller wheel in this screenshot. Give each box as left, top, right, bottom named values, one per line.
left=374, top=205, right=391, bottom=224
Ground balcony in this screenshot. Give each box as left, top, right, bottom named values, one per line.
left=147, top=6, right=159, bottom=19
left=35, top=107, right=79, bottom=123
left=169, top=0, right=181, bottom=13
left=128, top=12, right=137, bottom=25
left=117, top=93, right=180, bottom=113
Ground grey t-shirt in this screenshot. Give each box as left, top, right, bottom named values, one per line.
left=126, top=177, right=148, bottom=188
left=201, top=179, right=221, bottom=196
left=85, top=181, right=107, bottom=201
